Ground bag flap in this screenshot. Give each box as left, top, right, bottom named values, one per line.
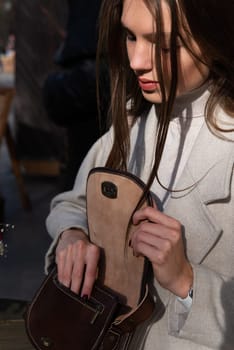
left=86, top=167, right=152, bottom=309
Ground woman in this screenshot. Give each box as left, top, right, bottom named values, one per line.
left=45, top=0, right=234, bottom=348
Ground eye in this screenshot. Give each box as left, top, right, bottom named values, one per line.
left=123, top=28, right=136, bottom=42
left=127, top=33, right=136, bottom=42
left=161, top=47, right=171, bottom=54
left=161, top=42, right=183, bottom=54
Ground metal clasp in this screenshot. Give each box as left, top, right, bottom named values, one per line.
left=101, top=181, right=117, bottom=199
left=40, top=336, right=53, bottom=348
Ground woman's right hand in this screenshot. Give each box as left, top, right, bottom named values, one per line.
left=55, top=229, right=100, bottom=297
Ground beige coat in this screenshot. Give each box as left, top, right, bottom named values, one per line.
left=46, top=91, right=234, bottom=349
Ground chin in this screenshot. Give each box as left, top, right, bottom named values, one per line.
left=142, top=90, right=163, bottom=104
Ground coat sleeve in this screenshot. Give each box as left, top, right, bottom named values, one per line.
left=168, top=264, right=234, bottom=348
left=44, top=129, right=113, bottom=272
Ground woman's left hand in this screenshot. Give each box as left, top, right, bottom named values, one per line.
left=131, top=205, right=193, bottom=298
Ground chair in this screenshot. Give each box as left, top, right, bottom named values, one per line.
left=0, top=87, right=31, bottom=210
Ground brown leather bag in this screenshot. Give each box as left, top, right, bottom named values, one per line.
left=25, top=167, right=155, bottom=349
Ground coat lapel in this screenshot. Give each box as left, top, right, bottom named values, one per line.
left=131, top=101, right=233, bottom=264
left=165, top=122, right=234, bottom=264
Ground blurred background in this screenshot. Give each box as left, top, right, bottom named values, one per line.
left=0, top=0, right=68, bottom=295
left=0, top=1, right=96, bottom=348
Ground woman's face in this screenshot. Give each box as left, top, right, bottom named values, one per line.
left=121, top=0, right=210, bottom=103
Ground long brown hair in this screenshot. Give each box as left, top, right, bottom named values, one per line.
left=97, top=0, right=234, bottom=191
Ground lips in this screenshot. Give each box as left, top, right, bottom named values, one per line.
left=138, top=78, right=159, bottom=92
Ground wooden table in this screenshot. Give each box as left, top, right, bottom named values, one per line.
left=0, top=319, right=34, bottom=350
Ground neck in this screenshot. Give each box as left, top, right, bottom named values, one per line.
left=171, top=82, right=211, bottom=119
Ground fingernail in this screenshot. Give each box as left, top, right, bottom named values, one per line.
left=82, top=294, right=89, bottom=301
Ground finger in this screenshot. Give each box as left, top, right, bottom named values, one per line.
left=55, top=245, right=66, bottom=276
left=131, top=234, right=172, bottom=267
left=133, top=206, right=180, bottom=230
left=132, top=238, right=160, bottom=264
left=132, top=228, right=173, bottom=260
left=57, top=244, right=73, bottom=287
left=132, top=221, right=178, bottom=242
left=132, top=225, right=164, bottom=247
left=81, top=245, right=100, bottom=298
left=132, top=206, right=156, bottom=225
left=70, top=240, right=87, bottom=293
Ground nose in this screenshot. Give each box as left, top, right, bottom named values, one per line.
left=129, top=42, right=153, bottom=73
